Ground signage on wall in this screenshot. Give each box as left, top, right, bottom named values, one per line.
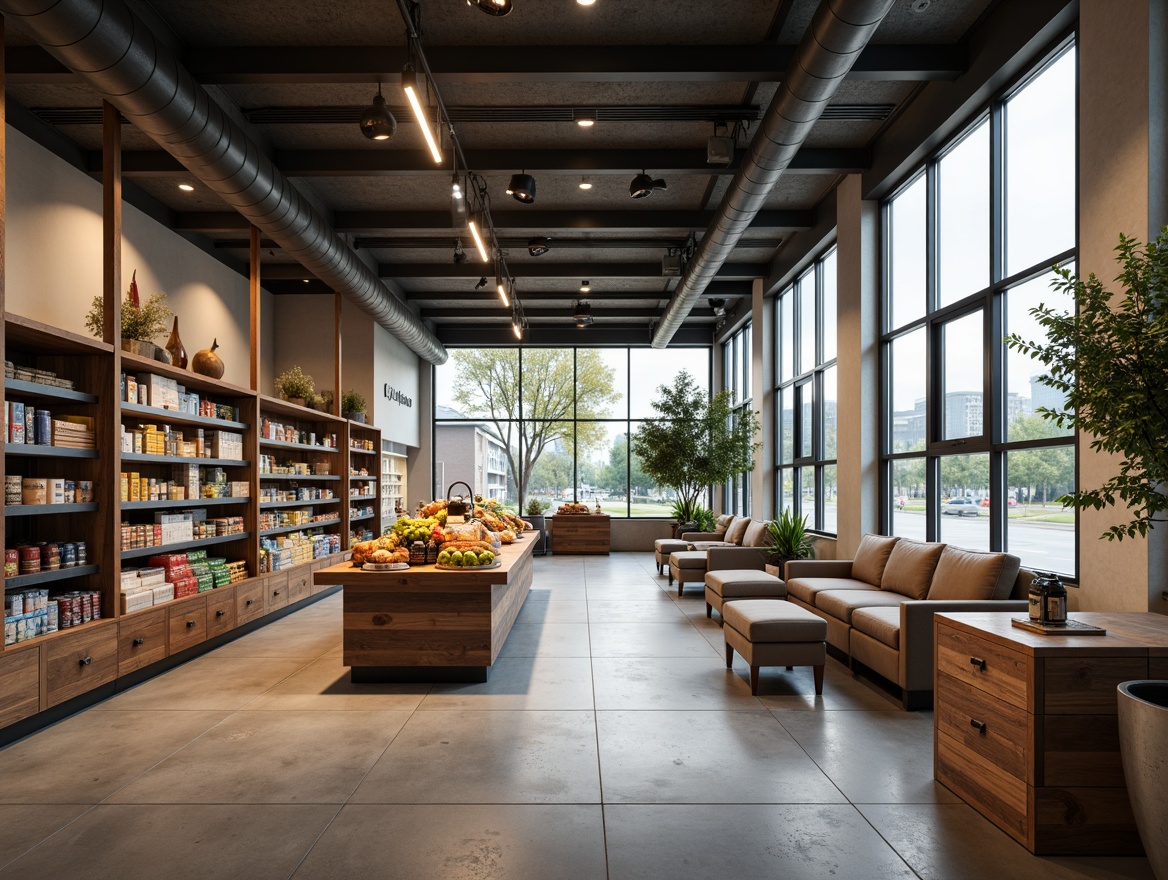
left=383, top=384, right=413, bottom=408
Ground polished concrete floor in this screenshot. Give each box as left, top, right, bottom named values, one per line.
left=0, top=553, right=1155, bottom=879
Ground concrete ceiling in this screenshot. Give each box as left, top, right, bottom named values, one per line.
left=4, top=0, right=998, bottom=342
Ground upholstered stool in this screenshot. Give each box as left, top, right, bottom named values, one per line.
left=723, top=600, right=827, bottom=696
left=667, top=550, right=709, bottom=595
left=654, top=538, right=690, bottom=575
left=705, top=569, right=787, bottom=620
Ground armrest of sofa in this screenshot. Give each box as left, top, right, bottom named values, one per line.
left=706, top=546, right=768, bottom=572
left=785, top=559, right=854, bottom=580
left=680, top=531, right=722, bottom=542
left=899, top=600, right=1028, bottom=692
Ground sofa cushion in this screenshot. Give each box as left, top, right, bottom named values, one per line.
left=928, top=546, right=1022, bottom=601
left=690, top=541, right=735, bottom=551
left=724, top=517, right=752, bottom=546
left=705, top=569, right=786, bottom=599
left=714, top=514, right=736, bottom=536
left=851, top=607, right=901, bottom=650
left=723, top=600, right=826, bottom=643
left=786, top=577, right=879, bottom=606
left=850, top=534, right=900, bottom=587
left=880, top=540, right=946, bottom=599
left=742, top=520, right=770, bottom=548
left=814, top=588, right=905, bottom=624
left=669, top=550, right=709, bottom=570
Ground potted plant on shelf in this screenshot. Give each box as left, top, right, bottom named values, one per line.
left=342, top=389, right=367, bottom=423
left=275, top=365, right=315, bottom=407
left=84, top=271, right=171, bottom=358
left=317, top=389, right=335, bottom=415
left=764, top=508, right=815, bottom=579
left=633, top=370, right=761, bottom=537
left=1007, top=229, right=1168, bottom=878
left=524, top=497, right=549, bottom=553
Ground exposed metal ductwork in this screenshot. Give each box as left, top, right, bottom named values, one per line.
left=652, top=0, right=896, bottom=348
left=0, top=0, right=448, bottom=365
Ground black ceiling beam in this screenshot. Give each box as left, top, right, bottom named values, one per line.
left=377, top=262, right=764, bottom=280
left=421, top=308, right=715, bottom=320
left=404, top=284, right=749, bottom=302
left=91, top=147, right=867, bottom=178
left=7, top=44, right=964, bottom=85
left=436, top=325, right=711, bottom=347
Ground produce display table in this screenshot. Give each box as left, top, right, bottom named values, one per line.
left=550, top=513, right=610, bottom=554
left=314, top=531, right=536, bottom=682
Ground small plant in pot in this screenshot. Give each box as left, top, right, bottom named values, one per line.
left=275, top=365, right=315, bottom=407
left=342, top=389, right=367, bottom=423
left=84, top=272, right=171, bottom=357
left=764, top=509, right=815, bottom=579
left=525, top=497, right=549, bottom=517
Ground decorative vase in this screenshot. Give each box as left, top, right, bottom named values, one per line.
left=165, top=316, right=187, bottom=369
left=1117, top=680, right=1168, bottom=878
left=288, top=397, right=307, bottom=408
left=191, top=339, right=225, bottom=379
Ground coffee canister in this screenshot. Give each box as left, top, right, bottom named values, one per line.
left=4, top=549, right=18, bottom=577
left=78, top=480, right=94, bottom=503
left=60, top=542, right=76, bottom=568
left=64, top=480, right=76, bottom=503
left=18, top=545, right=41, bottom=574
left=5, top=474, right=22, bottom=505
left=49, top=478, right=66, bottom=504
left=75, top=541, right=88, bottom=565
left=21, top=477, right=48, bottom=505
left=42, top=542, right=60, bottom=571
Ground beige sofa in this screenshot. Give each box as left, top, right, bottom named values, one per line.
left=667, top=517, right=770, bottom=596
left=653, top=513, right=737, bottom=574
left=785, top=534, right=1031, bottom=709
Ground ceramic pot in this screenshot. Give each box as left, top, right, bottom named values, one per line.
left=165, top=316, right=187, bottom=368
left=346, top=411, right=367, bottom=423
left=1117, top=680, right=1168, bottom=878
left=287, top=397, right=306, bottom=408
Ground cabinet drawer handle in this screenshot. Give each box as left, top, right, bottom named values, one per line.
left=273, top=590, right=281, bottom=597
left=969, top=656, right=986, bottom=671
left=79, top=656, right=92, bottom=667
left=246, top=599, right=254, bottom=607
left=970, top=718, right=987, bottom=735
left=132, top=637, right=145, bottom=646
left=216, top=609, right=226, bottom=618
left=186, top=620, right=197, bottom=628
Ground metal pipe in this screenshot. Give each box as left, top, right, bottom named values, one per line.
left=0, top=0, right=448, bottom=365
left=652, top=0, right=896, bottom=347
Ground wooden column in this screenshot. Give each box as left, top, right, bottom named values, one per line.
left=334, top=292, right=342, bottom=414
left=247, top=226, right=262, bottom=577
left=100, top=100, right=124, bottom=615
left=102, top=102, right=121, bottom=346
left=0, top=18, right=7, bottom=655
left=249, top=225, right=261, bottom=392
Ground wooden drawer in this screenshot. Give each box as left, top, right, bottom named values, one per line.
left=936, top=672, right=1030, bottom=782
left=0, top=646, right=42, bottom=727
left=286, top=567, right=311, bottom=604
left=1043, top=657, right=1148, bottom=714
left=168, top=595, right=208, bottom=655
left=206, top=587, right=236, bottom=640
left=936, top=728, right=1029, bottom=846
left=1150, top=655, right=1168, bottom=679
left=117, top=607, right=168, bottom=676
left=236, top=578, right=267, bottom=625
left=266, top=570, right=290, bottom=613
left=1040, top=713, right=1125, bottom=787
left=45, top=623, right=118, bottom=708
left=937, top=624, right=1030, bottom=710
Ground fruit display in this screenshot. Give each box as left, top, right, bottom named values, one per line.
left=391, top=516, right=444, bottom=544
left=351, top=534, right=409, bottom=565
left=556, top=502, right=591, bottom=515
left=436, top=546, right=496, bottom=567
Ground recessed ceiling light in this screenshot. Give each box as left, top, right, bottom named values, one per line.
left=468, top=0, right=513, bottom=15
left=575, top=110, right=597, bottom=127
left=577, top=118, right=595, bottom=128
left=578, top=176, right=593, bottom=190
left=580, top=279, right=591, bottom=293
left=577, top=0, right=596, bottom=5
left=302, top=279, right=310, bottom=283
left=177, top=183, right=195, bottom=192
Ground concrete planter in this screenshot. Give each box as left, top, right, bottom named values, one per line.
left=1118, top=680, right=1168, bottom=878
left=764, top=563, right=784, bottom=579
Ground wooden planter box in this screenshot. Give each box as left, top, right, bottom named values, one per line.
left=550, top=514, right=610, bottom=555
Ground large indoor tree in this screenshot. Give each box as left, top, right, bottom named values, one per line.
left=632, top=370, right=761, bottom=520
left=451, top=348, right=618, bottom=508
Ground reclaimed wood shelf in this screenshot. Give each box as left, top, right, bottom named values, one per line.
left=550, top=513, right=610, bottom=555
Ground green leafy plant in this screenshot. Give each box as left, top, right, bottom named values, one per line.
left=1006, top=230, right=1168, bottom=540
left=524, top=497, right=550, bottom=516
left=341, top=389, right=367, bottom=415
left=275, top=365, right=315, bottom=401
left=634, top=370, right=761, bottom=520
left=84, top=291, right=171, bottom=342
left=765, top=509, right=816, bottom=566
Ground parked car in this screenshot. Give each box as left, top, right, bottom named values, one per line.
left=979, top=497, right=1019, bottom=508
left=942, top=497, right=981, bottom=516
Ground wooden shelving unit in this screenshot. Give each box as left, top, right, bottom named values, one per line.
left=346, top=421, right=381, bottom=544
left=381, top=445, right=406, bottom=532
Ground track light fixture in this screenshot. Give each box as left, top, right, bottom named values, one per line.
left=453, top=238, right=467, bottom=264
left=468, top=0, right=513, bottom=15
left=580, top=280, right=591, bottom=294
left=495, top=266, right=510, bottom=308
left=512, top=307, right=524, bottom=340
left=359, top=83, right=397, bottom=141
left=401, top=62, right=442, bottom=163
left=468, top=213, right=490, bottom=262
left=578, top=176, right=593, bottom=190
left=574, top=109, right=596, bottom=127
left=709, top=298, right=727, bottom=317
left=630, top=171, right=667, bottom=199
left=573, top=300, right=593, bottom=329
left=527, top=237, right=551, bottom=257
left=506, top=172, right=537, bottom=204
left=451, top=173, right=467, bottom=226
left=475, top=276, right=488, bottom=290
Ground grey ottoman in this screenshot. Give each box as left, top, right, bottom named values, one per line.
left=705, top=569, right=787, bottom=620
left=654, top=538, right=690, bottom=574
left=723, top=599, right=827, bottom=696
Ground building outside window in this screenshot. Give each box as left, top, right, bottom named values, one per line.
left=722, top=323, right=752, bottom=516
left=775, top=248, right=838, bottom=534
left=434, top=347, right=711, bottom=516
left=882, top=41, right=1077, bottom=576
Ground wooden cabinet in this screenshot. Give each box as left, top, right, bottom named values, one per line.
left=550, top=514, right=610, bottom=554
left=265, top=570, right=290, bottom=612
left=118, top=608, right=168, bottom=675
left=206, top=587, right=236, bottom=639
left=168, top=595, right=208, bottom=654
left=235, top=577, right=267, bottom=625
left=45, top=623, right=118, bottom=708
left=286, top=566, right=311, bottom=605
left=934, top=612, right=1168, bottom=856
left=0, top=647, right=41, bottom=728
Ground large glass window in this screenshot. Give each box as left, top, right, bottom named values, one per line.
left=435, top=347, right=710, bottom=517
left=881, top=41, right=1077, bottom=576
left=723, top=323, right=752, bottom=516
left=774, top=247, right=838, bottom=534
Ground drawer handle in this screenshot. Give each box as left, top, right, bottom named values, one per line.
left=79, top=656, right=92, bottom=667
left=186, top=620, right=197, bottom=629
left=216, top=609, right=226, bottom=618
left=246, top=599, right=254, bottom=607
left=969, top=656, right=986, bottom=672
left=970, top=718, right=987, bottom=735
left=132, top=637, right=145, bottom=646
left=273, top=590, right=281, bottom=597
